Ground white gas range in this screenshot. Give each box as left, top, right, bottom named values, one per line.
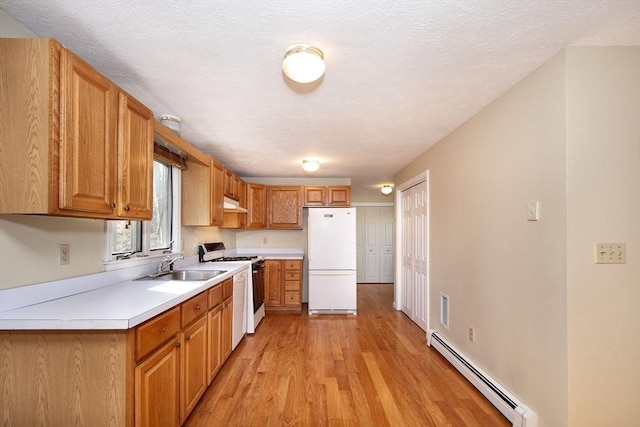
left=197, top=243, right=265, bottom=342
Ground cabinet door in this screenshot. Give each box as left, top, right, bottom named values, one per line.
left=117, top=92, right=153, bottom=219
left=182, top=161, right=211, bottom=226
left=223, top=168, right=238, bottom=200
left=135, top=338, right=180, bottom=427
left=208, top=306, right=222, bottom=382
left=327, top=186, right=351, bottom=206
left=246, top=183, right=266, bottom=229
left=267, top=186, right=302, bottom=229
left=59, top=48, right=117, bottom=215
left=303, top=186, right=326, bottom=206
left=264, top=260, right=283, bottom=307
left=221, top=297, right=233, bottom=361
left=180, top=316, right=208, bottom=423
left=211, top=159, right=225, bottom=226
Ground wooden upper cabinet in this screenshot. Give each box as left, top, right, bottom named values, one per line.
left=224, top=168, right=239, bottom=200
left=303, top=186, right=326, bottom=207
left=327, top=186, right=351, bottom=206
left=116, top=92, right=154, bottom=219
left=59, top=48, right=118, bottom=215
left=246, top=183, right=267, bottom=229
left=0, top=38, right=153, bottom=219
left=211, top=160, right=225, bottom=226
left=237, top=179, right=247, bottom=209
left=303, top=185, right=351, bottom=207
left=181, top=160, right=211, bottom=226
left=267, top=186, right=302, bottom=229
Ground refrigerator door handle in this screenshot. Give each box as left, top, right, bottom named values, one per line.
left=309, top=271, right=356, bottom=276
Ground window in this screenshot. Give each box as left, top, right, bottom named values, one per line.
left=107, top=160, right=180, bottom=263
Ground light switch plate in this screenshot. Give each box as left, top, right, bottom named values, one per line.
left=595, top=242, right=626, bottom=264
left=527, top=200, right=540, bottom=221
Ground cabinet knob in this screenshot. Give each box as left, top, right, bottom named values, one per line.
left=175, top=341, right=181, bottom=348
left=124, top=205, right=131, bottom=212
left=195, top=304, right=201, bottom=310
left=110, top=202, right=116, bottom=209
left=161, top=327, right=167, bottom=333
left=186, top=335, right=191, bottom=341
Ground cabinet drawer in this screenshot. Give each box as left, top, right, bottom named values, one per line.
left=284, top=260, right=301, bottom=270
left=135, top=305, right=181, bottom=362
left=182, top=291, right=208, bottom=327
left=222, top=278, right=233, bottom=299
left=284, top=271, right=301, bottom=281
left=208, top=283, right=223, bottom=309
left=284, top=280, right=300, bottom=291
left=284, top=291, right=300, bottom=306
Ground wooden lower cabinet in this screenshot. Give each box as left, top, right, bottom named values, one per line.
left=207, top=278, right=233, bottom=382
left=180, top=316, right=208, bottom=424
left=135, top=338, right=181, bottom=427
left=221, top=296, right=233, bottom=361
left=0, top=283, right=236, bottom=427
left=264, top=259, right=283, bottom=306
left=264, top=259, right=303, bottom=312
left=208, top=305, right=223, bottom=381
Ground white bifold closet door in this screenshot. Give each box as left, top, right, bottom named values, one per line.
left=356, top=206, right=394, bottom=283
left=401, top=181, right=428, bottom=331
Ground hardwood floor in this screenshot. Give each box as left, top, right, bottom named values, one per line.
left=185, top=284, right=510, bottom=427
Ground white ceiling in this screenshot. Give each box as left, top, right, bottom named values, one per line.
left=2, top=1, right=639, bottom=196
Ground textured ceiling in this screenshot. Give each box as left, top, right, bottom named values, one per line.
left=1, top=1, right=639, bottom=196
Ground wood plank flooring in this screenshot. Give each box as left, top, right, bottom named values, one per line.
left=185, top=284, right=510, bottom=427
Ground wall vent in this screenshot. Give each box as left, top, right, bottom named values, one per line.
left=440, top=292, right=449, bottom=329
left=428, top=330, right=537, bottom=427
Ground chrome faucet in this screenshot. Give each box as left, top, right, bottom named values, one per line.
left=156, top=255, right=184, bottom=275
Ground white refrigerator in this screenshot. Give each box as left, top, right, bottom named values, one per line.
left=307, top=207, right=357, bottom=315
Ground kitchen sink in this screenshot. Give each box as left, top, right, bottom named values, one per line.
left=137, top=270, right=227, bottom=281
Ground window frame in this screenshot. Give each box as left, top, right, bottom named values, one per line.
left=103, top=166, right=182, bottom=271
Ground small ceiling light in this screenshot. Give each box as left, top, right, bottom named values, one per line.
left=282, top=45, right=325, bottom=83
left=302, top=159, right=320, bottom=173
left=381, top=185, right=393, bottom=195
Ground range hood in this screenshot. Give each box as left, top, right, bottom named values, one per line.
left=223, top=196, right=247, bottom=213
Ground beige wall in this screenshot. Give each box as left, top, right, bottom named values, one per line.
left=396, top=47, right=640, bottom=427
left=565, top=47, right=640, bottom=427
left=0, top=215, right=106, bottom=289
left=397, top=51, right=569, bottom=427
left=0, top=9, right=37, bottom=37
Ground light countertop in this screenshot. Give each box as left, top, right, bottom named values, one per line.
left=0, top=261, right=250, bottom=331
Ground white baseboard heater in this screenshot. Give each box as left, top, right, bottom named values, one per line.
left=427, top=330, right=537, bottom=427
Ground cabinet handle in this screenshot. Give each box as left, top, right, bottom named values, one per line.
left=124, top=205, right=131, bottom=212
left=110, top=202, right=116, bottom=209
left=175, top=341, right=181, bottom=348
left=195, top=304, right=201, bottom=310
left=186, top=335, right=191, bottom=341
left=161, top=327, right=167, bottom=333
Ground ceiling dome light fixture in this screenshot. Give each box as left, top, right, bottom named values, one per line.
left=282, top=45, right=325, bottom=83
left=302, top=159, right=320, bottom=173
left=381, top=185, right=393, bottom=195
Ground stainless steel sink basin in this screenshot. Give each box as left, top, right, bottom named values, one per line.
left=137, top=270, right=227, bottom=281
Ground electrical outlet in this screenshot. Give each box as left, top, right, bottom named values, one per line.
left=468, top=327, right=475, bottom=342
left=595, top=243, right=626, bottom=264
left=58, top=244, right=70, bottom=265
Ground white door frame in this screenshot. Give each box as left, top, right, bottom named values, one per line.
left=394, top=171, right=430, bottom=334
